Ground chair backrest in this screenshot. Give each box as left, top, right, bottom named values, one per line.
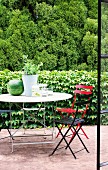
left=72, top=84, right=93, bottom=118
left=75, top=84, right=93, bottom=95
left=74, top=98, right=92, bottom=120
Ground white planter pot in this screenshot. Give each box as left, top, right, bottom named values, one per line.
left=22, top=75, right=38, bottom=96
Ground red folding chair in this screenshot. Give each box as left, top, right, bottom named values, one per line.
left=50, top=98, right=92, bottom=158
left=56, top=84, right=93, bottom=139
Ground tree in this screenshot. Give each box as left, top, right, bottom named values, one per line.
left=101, top=3, right=108, bottom=54
left=84, top=0, right=98, bottom=19
left=0, top=9, right=37, bottom=71
left=81, top=31, right=97, bottom=70
left=0, top=0, right=98, bottom=71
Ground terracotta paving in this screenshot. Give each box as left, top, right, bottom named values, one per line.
left=0, top=126, right=108, bottom=170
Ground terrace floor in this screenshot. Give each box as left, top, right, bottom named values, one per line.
left=0, top=126, right=108, bottom=170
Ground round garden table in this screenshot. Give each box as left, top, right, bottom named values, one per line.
left=0, top=92, right=72, bottom=152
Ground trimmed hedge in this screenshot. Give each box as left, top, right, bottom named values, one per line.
left=0, top=69, right=98, bottom=128
left=100, top=72, right=108, bottom=125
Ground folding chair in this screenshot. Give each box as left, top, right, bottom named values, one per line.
left=0, top=110, right=13, bottom=140
left=56, top=84, right=93, bottom=139
left=50, top=98, right=92, bottom=159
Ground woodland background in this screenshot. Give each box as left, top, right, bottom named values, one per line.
left=0, top=0, right=98, bottom=71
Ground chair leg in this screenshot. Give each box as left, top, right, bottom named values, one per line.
left=74, top=126, right=89, bottom=153
left=56, top=124, right=64, bottom=138
left=0, top=114, right=14, bottom=140
left=56, top=123, right=89, bottom=140
left=66, top=125, right=89, bottom=153
left=68, top=124, right=89, bottom=141
left=80, top=127, right=89, bottom=139
left=50, top=124, right=76, bottom=159
left=7, top=129, right=14, bottom=140
left=56, top=124, right=75, bottom=138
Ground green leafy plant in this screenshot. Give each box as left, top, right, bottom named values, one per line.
left=22, top=55, right=43, bottom=75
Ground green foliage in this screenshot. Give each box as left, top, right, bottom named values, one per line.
left=0, top=9, right=37, bottom=71
left=84, top=0, right=98, bottom=19
left=100, top=71, right=108, bottom=125
left=101, top=58, right=108, bottom=72
left=22, top=55, right=43, bottom=75
left=101, top=2, right=108, bottom=54
left=0, top=0, right=98, bottom=71
left=0, top=70, right=97, bottom=128
left=100, top=114, right=108, bottom=125
left=0, top=4, right=12, bottom=30
left=84, top=18, right=98, bottom=34
left=100, top=72, right=108, bottom=110
left=101, top=6, right=108, bottom=126
left=0, top=69, right=22, bottom=93
left=81, top=31, right=98, bottom=70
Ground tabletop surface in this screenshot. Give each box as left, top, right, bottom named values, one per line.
left=0, top=92, right=72, bottom=103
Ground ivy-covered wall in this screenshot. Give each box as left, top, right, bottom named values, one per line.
left=100, top=72, right=108, bottom=125
left=0, top=69, right=98, bottom=128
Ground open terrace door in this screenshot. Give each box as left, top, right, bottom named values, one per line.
left=98, top=0, right=108, bottom=168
